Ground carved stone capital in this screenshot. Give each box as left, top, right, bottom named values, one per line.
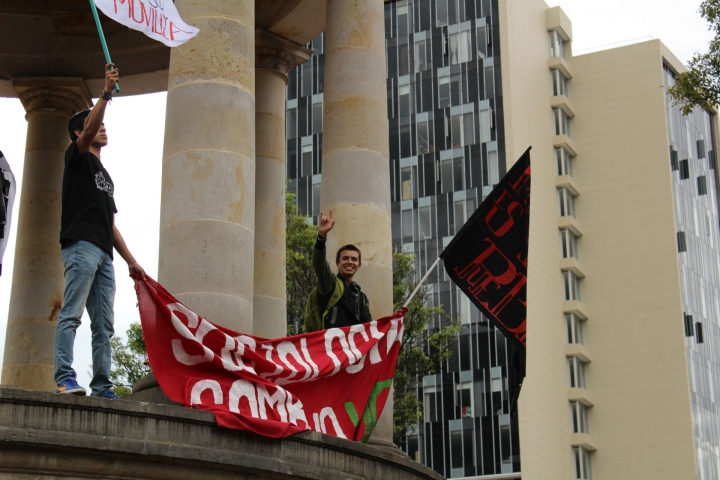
left=255, top=29, right=312, bottom=82
left=13, top=77, right=93, bottom=115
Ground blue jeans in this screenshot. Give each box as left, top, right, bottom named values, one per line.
left=54, top=240, right=115, bottom=396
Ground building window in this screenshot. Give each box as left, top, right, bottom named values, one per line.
left=554, top=107, right=571, bottom=136
left=670, top=146, right=678, bottom=171
left=485, top=150, right=499, bottom=186
left=560, top=228, right=579, bottom=259
left=574, top=446, right=593, bottom=479
left=438, top=70, right=451, bottom=109
left=568, top=356, right=587, bottom=389
left=549, top=30, right=566, bottom=59
left=301, top=140, right=313, bottom=177
left=556, top=147, right=574, bottom=176
left=558, top=187, right=576, bottom=218
left=698, top=175, right=708, bottom=195
left=696, top=322, right=704, bottom=344
left=697, top=138, right=706, bottom=159
left=424, top=385, right=438, bottom=422
left=552, top=68, right=569, bottom=97
left=301, top=62, right=312, bottom=97
left=684, top=313, right=694, bottom=337
left=449, top=30, right=471, bottom=65
left=417, top=119, right=433, bottom=154
left=415, top=38, right=429, bottom=72
left=396, top=0, right=409, bottom=37
left=435, top=0, right=448, bottom=27
left=566, top=313, right=584, bottom=344
left=677, top=231, right=687, bottom=252
left=679, top=159, right=690, bottom=179
left=570, top=401, right=589, bottom=434
left=564, top=270, right=581, bottom=302
left=399, top=84, right=412, bottom=117
left=286, top=107, right=297, bottom=139
left=398, top=41, right=410, bottom=76
left=401, top=166, right=415, bottom=201
left=419, top=205, right=432, bottom=239
left=441, top=156, right=464, bottom=193
left=477, top=25, right=487, bottom=59
left=312, top=98, right=323, bottom=135
left=402, top=207, right=414, bottom=243
left=454, top=198, right=466, bottom=233
left=449, top=110, right=474, bottom=148
left=456, top=381, right=473, bottom=417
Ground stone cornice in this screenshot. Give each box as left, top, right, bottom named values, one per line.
left=255, top=29, right=312, bottom=77
left=13, top=77, right=92, bottom=115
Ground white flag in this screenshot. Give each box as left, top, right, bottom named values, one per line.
left=94, top=0, right=199, bottom=48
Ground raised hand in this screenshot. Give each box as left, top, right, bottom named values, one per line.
left=318, top=210, right=335, bottom=237
left=104, top=63, right=119, bottom=93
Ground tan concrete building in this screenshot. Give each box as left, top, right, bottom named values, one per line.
left=502, top=2, right=719, bottom=478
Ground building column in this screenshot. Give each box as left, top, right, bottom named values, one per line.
left=253, top=31, right=310, bottom=340
left=158, top=0, right=256, bottom=333
left=322, top=0, right=395, bottom=447
left=2, top=78, right=91, bottom=391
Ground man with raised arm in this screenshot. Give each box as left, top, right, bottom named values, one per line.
left=54, top=64, right=145, bottom=399
left=305, top=210, right=372, bottom=332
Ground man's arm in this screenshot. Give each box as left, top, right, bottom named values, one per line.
left=113, top=219, right=145, bottom=279
left=314, top=210, right=336, bottom=295
left=76, top=64, right=119, bottom=155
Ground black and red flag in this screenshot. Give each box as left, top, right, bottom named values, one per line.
left=440, top=147, right=531, bottom=409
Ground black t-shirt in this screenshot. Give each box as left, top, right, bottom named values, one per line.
left=60, top=142, right=117, bottom=257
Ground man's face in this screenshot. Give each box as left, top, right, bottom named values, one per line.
left=76, top=120, right=108, bottom=147
left=337, top=250, right=361, bottom=278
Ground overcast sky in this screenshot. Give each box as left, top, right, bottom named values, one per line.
left=0, top=0, right=713, bottom=390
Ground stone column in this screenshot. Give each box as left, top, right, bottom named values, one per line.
left=322, top=0, right=395, bottom=447
left=2, top=78, right=91, bottom=391
left=253, top=31, right=310, bottom=340
left=158, top=0, right=256, bottom=333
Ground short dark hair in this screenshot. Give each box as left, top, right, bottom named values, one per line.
left=336, top=244, right=361, bottom=265
left=68, top=110, right=91, bottom=142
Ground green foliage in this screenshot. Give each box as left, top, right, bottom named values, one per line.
left=109, top=322, right=150, bottom=396
left=669, top=1, right=720, bottom=114
left=392, top=252, right=460, bottom=448
left=286, top=193, right=317, bottom=336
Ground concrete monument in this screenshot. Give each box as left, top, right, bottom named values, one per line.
left=0, top=0, right=426, bottom=477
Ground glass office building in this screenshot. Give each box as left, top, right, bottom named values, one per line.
left=286, top=1, right=520, bottom=478
left=664, top=65, right=720, bottom=480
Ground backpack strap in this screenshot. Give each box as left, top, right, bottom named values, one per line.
left=321, top=277, right=345, bottom=325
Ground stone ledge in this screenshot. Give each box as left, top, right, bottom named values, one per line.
left=0, top=388, right=444, bottom=480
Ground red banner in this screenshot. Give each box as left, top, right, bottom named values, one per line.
left=134, top=277, right=404, bottom=441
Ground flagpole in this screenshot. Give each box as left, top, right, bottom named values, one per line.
left=403, top=257, right=442, bottom=308
left=89, top=0, right=120, bottom=93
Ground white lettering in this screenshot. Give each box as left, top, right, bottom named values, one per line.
left=257, top=384, right=288, bottom=422
left=229, top=379, right=259, bottom=418
left=190, top=379, right=223, bottom=406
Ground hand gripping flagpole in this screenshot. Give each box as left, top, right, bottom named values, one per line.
left=89, top=0, right=120, bottom=93
left=403, top=257, right=442, bottom=308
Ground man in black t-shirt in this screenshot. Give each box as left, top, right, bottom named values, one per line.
left=54, top=64, right=145, bottom=399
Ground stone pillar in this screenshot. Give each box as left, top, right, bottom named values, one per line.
left=322, top=0, right=395, bottom=447
left=158, top=0, right=256, bottom=333
left=2, top=78, right=91, bottom=391
left=253, top=31, right=310, bottom=340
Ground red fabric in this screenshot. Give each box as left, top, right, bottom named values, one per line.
left=134, top=276, right=404, bottom=441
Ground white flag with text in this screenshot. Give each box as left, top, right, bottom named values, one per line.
left=94, top=0, right=199, bottom=47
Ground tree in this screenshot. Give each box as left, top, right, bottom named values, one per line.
left=392, top=252, right=460, bottom=448
left=109, top=322, right=150, bottom=396
left=669, top=1, right=720, bottom=114
left=286, top=193, right=317, bottom=335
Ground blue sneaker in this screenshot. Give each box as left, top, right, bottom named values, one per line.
left=56, top=378, right=86, bottom=395
left=98, top=389, right=118, bottom=400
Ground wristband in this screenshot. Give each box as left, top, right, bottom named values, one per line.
left=100, top=89, right=113, bottom=101
left=317, top=233, right=326, bottom=242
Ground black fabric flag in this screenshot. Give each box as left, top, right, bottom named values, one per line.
left=440, top=147, right=531, bottom=410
